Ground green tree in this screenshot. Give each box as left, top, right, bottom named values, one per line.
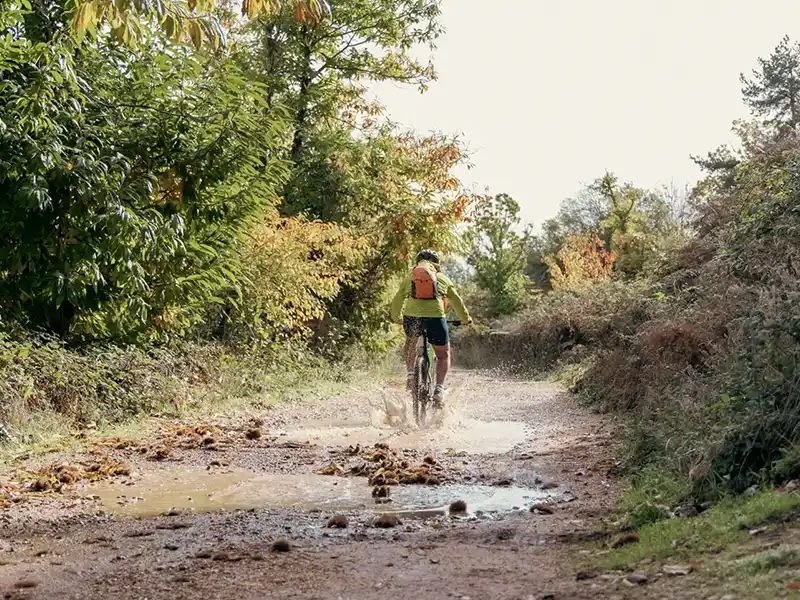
left=741, top=35, right=800, bottom=132
left=227, top=0, right=461, bottom=349
left=234, top=0, right=442, bottom=210
left=467, top=193, right=532, bottom=316
left=0, top=10, right=288, bottom=340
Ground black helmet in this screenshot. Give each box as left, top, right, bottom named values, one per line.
left=416, top=249, right=440, bottom=264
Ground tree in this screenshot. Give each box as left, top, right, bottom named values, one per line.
left=544, top=234, right=615, bottom=291
left=0, top=13, right=288, bottom=340
left=311, top=127, right=474, bottom=349
left=528, top=172, right=688, bottom=285
left=0, top=0, right=470, bottom=353
left=70, top=0, right=330, bottom=48
left=741, top=35, right=800, bottom=133
left=234, top=0, right=442, bottom=211
left=467, top=193, right=532, bottom=316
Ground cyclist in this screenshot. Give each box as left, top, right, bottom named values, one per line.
left=390, top=249, right=472, bottom=406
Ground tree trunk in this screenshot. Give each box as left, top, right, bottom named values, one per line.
left=290, top=26, right=314, bottom=163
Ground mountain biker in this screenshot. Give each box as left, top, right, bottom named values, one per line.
left=390, top=249, right=472, bottom=406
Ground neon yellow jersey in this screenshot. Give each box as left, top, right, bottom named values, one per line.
left=390, top=262, right=471, bottom=322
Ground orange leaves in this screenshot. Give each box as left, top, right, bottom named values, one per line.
left=545, top=234, right=616, bottom=291
left=454, top=194, right=471, bottom=219
left=241, top=0, right=328, bottom=22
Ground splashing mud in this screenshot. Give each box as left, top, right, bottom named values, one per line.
left=84, top=468, right=554, bottom=519
left=280, top=378, right=531, bottom=454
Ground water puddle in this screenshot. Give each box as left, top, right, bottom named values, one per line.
left=378, top=483, right=549, bottom=518
left=85, top=468, right=553, bottom=519
left=388, top=420, right=530, bottom=454
left=278, top=419, right=529, bottom=455
left=276, top=380, right=531, bottom=456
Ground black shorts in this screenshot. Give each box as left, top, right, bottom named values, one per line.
left=403, top=316, right=449, bottom=347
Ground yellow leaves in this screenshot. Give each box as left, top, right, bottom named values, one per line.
left=69, top=0, right=330, bottom=50
left=240, top=0, right=326, bottom=22
left=240, top=0, right=258, bottom=18
left=188, top=20, right=203, bottom=50
left=239, top=216, right=368, bottom=339
left=546, top=234, right=616, bottom=291
left=72, top=0, right=102, bottom=39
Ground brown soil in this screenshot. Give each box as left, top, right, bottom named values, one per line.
left=0, top=371, right=718, bottom=599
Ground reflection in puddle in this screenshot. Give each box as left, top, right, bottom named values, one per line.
left=85, top=468, right=553, bottom=519
left=380, top=483, right=550, bottom=518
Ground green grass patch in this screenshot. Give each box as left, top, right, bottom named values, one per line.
left=618, top=467, right=693, bottom=528
left=735, top=547, right=799, bottom=575
left=600, top=490, right=800, bottom=571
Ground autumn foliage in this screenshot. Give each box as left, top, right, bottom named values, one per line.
left=545, top=234, right=616, bottom=290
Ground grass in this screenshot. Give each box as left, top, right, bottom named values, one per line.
left=600, top=490, right=800, bottom=571
left=0, top=349, right=403, bottom=466
left=576, top=489, right=800, bottom=599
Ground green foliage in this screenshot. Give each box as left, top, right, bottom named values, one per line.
left=228, top=0, right=471, bottom=350
left=216, top=216, right=367, bottom=345
left=0, top=27, right=289, bottom=340
left=0, top=328, right=391, bottom=448
left=0, top=0, right=473, bottom=439
left=741, top=35, right=800, bottom=131
left=597, top=489, right=800, bottom=573
left=0, top=331, right=190, bottom=433
left=466, top=193, right=532, bottom=316
left=529, top=172, right=689, bottom=286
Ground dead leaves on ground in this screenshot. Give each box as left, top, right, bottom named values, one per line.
left=317, top=442, right=446, bottom=499
left=1, top=457, right=133, bottom=505
left=92, top=422, right=268, bottom=462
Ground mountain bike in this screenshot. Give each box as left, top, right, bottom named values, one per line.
left=411, top=319, right=461, bottom=425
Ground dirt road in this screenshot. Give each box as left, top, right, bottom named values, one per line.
left=0, top=370, right=632, bottom=599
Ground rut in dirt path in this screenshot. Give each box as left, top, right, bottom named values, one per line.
left=0, top=371, right=623, bottom=600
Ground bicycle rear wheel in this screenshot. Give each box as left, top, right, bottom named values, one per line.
left=413, top=336, right=433, bottom=425
left=412, top=355, right=423, bottom=424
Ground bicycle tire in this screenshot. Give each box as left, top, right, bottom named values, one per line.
left=414, top=333, right=433, bottom=425
left=412, top=354, right=424, bottom=424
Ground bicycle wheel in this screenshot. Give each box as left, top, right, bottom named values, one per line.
left=414, top=336, right=433, bottom=425
left=412, top=336, right=425, bottom=424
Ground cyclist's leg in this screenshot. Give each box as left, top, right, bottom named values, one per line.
left=402, top=317, right=423, bottom=389
left=424, top=318, right=450, bottom=402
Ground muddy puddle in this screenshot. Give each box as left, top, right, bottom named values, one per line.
left=84, top=468, right=554, bottom=519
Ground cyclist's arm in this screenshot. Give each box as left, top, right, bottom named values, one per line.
left=441, top=276, right=471, bottom=323
left=390, top=276, right=411, bottom=322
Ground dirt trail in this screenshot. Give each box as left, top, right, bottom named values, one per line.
left=0, top=370, right=639, bottom=600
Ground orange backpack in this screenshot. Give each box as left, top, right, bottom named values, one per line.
left=410, top=262, right=439, bottom=300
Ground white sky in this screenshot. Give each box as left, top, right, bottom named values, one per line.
left=370, top=0, right=800, bottom=226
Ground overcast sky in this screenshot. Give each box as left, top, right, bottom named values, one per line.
left=369, top=0, right=799, bottom=227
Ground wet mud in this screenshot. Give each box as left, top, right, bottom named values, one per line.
left=0, top=371, right=629, bottom=599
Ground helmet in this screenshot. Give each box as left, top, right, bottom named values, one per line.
left=416, top=249, right=440, bottom=265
